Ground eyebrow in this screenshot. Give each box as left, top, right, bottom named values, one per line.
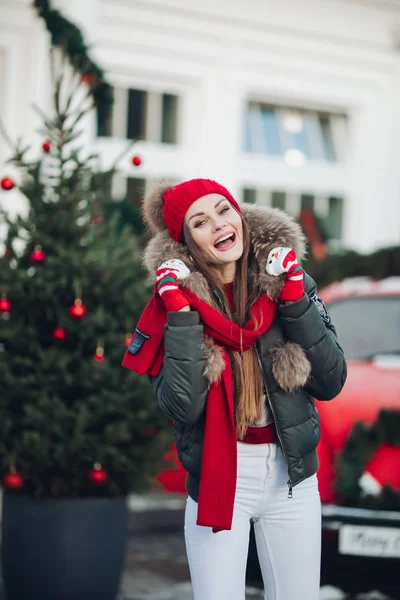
left=188, top=198, right=227, bottom=222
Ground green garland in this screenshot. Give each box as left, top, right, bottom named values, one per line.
left=33, top=0, right=113, bottom=130
left=304, top=245, right=400, bottom=289
left=336, top=409, right=400, bottom=511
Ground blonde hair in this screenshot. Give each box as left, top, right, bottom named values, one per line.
left=183, top=209, right=265, bottom=439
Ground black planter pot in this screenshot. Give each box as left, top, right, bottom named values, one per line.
left=1, top=492, right=128, bottom=600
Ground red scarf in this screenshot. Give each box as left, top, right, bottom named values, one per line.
left=122, top=287, right=277, bottom=531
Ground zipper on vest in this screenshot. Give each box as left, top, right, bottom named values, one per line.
left=255, top=340, right=293, bottom=498
left=287, top=480, right=293, bottom=498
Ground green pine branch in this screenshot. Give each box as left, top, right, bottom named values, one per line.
left=33, top=0, right=113, bottom=126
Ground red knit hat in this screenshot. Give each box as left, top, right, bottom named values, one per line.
left=162, top=179, right=241, bottom=243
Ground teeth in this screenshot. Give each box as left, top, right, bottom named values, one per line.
left=215, top=233, right=234, bottom=245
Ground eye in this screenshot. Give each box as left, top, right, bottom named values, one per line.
left=194, top=219, right=205, bottom=228
left=220, top=206, right=230, bottom=214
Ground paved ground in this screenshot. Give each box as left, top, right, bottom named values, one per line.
left=120, top=530, right=267, bottom=600
left=0, top=492, right=396, bottom=600
left=119, top=529, right=395, bottom=600
left=118, top=495, right=396, bottom=600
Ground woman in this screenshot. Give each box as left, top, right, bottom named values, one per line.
left=122, top=178, right=347, bottom=600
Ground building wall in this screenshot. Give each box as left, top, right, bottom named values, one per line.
left=1, top=0, right=400, bottom=252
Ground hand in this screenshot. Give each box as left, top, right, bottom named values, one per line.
left=156, top=259, right=191, bottom=312
left=266, top=247, right=304, bottom=302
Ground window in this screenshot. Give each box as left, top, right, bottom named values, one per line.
left=271, top=191, right=285, bottom=210
left=301, top=194, right=314, bottom=210
left=327, top=297, right=400, bottom=360
left=97, top=87, right=179, bottom=144
left=127, top=89, right=147, bottom=140
left=125, top=177, right=177, bottom=209
left=244, top=103, right=281, bottom=155
left=97, top=110, right=112, bottom=138
left=243, top=188, right=257, bottom=204
left=127, top=177, right=146, bottom=208
left=240, top=188, right=344, bottom=246
left=243, top=103, right=347, bottom=164
left=323, top=196, right=343, bottom=241
left=162, top=94, right=178, bottom=144
left=319, top=116, right=336, bottom=161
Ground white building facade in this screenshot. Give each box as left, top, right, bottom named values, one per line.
left=1, top=0, right=400, bottom=253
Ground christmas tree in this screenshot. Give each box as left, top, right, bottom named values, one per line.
left=0, top=53, right=172, bottom=498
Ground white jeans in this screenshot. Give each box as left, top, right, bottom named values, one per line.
left=184, top=442, right=321, bottom=600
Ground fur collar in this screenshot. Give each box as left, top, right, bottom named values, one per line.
left=142, top=204, right=311, bottom=389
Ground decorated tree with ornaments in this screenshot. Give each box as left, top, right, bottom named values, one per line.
left=0, top=55, right=171, bottom=497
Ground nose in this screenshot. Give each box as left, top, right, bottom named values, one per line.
left=212, top=214, right=227, bottom=232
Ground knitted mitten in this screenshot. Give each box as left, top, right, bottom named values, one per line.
left=266, top=247, right=304, bottom=302
left=156, top=259, right=191, bottom=311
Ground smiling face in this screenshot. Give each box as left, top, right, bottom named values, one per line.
left=184, top=193, right=244, bottom=282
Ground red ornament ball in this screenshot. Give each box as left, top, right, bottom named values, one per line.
left=89, top=464, right=108, bottom=485
left=30, top=245, right=46, bottom=263
left=3, top=248, right=10, bottom=259
left=144, top=426, right=158, bottom=438
left=42, top=140, right=51, bottom=153
left=131, top=155, right=142, bottom=167
left=3, top=471, right=23, bottom=490
left=90, top=215, right=104, bottom=225
left=69, top=299, right=87, bottom=319
left=81, top=73, right=96, bottom=86
left=53, top=327, right=66, bottom=341
left=125, top=333, right=133, bottom=347
left=1, top=177, right=15, bottom=191
left=0, top=297, right=11, bottom=313
left=94, top=347, right=105, bottom=362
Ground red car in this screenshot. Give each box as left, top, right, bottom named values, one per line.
left=316, top=277, right=400, bottom=595
left=317, top=276, right=400, bottom=504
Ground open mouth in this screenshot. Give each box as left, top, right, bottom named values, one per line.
left=214, top=233, right=236, bottom=251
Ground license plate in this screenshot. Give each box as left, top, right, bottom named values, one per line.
left=339, top=525, right=400, bottom=558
